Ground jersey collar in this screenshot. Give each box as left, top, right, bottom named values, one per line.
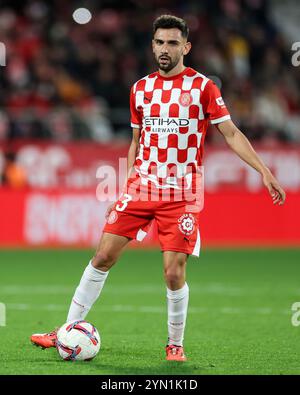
left=155, top=67, right=191, bottom=80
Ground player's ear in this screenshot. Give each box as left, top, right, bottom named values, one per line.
left=183, top=41, right=191, bottom=56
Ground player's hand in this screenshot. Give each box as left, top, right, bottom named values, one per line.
left=105, top=202, right=115, bottom=220
left=262, top=170, right=286, bottom=205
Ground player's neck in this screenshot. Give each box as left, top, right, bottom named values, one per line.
left=158, top=64, right=186, bottom=78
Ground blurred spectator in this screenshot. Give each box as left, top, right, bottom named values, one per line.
left=0, top=0, right=299, bottom=143
left=0, top=110, right=9, bottom=140
left=46, top=107, right=73, bottom=141
left=75, top=97, right=114, bottom=142
left=227, top=33, right=250, bottom=78
left=254, top=85, right=290, bottom=141
left=1, top=151, right=27, bottom=188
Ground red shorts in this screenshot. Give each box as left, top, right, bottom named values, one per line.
left=103, top=193, right=201, bottom=257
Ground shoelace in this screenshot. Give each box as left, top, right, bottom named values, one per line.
left=47, top=329, right=58, bottom=337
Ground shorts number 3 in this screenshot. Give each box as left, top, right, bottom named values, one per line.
left=116, top=193, right=132, bottom=212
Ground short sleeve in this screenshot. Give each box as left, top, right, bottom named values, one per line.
left=201, top=80, right=231, bottom=124
left=130, top=86, right=142, bottom=129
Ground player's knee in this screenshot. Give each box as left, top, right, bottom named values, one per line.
left=164, top=258, right=186, bottom=287
left=92, top=250, right=117, bottom=271
left=164, top=267, right=183, bottom=287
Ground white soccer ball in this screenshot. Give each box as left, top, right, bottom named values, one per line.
left=56, top=320, right=101, bottom=361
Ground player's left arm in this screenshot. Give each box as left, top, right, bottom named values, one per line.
left=216, top=119, right=286, bottom=205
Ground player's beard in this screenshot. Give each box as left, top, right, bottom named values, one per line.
left=155, top=54, right=180, bottom=73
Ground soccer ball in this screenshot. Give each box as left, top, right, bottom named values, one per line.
left=56, top=320, right=101, bottom=361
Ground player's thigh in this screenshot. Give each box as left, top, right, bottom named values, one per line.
left=104, top=196, right=154, bottom=242
left=95, top=232, right=130, bottom=255
left=92, top=232, right=130, bottom=270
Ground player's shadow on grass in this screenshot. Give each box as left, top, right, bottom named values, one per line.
left=90, top=345, right=207, bottom=375
left=26, top=345, right=206, bottom=375
left=93, top=361, right=205, bottom=375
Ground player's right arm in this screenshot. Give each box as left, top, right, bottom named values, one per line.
left=127, top=128, right=141, bottom=179
left=127, top=84, right=142, bottom=178
left=105, top=85, right=141, bottom=220
left=105, top=128, right=140, bottom=220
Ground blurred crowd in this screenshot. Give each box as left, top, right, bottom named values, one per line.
left=0, top=0, right=300, bottom=144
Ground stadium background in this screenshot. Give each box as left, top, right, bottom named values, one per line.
left=1, top=0, right=300, bottom=375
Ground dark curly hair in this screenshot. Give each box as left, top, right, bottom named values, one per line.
left=153, top=15, right=189, bottom=39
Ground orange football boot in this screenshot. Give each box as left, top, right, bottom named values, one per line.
left=165, top=344, right=187, bottom=361
left=30, top=330, right=57, bottom=349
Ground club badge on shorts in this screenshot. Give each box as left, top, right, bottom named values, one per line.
left=179, top=92, right=193, bottom=107
left=107, top=210, right=118, bottom=224
left=178, top=213, right=195, bottom=236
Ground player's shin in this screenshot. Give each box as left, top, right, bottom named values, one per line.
left=67, top=260, right=109, bottom=322
left=166, top=282, right=189, bottom=347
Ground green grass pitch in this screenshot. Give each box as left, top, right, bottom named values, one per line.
left=0, top=247, right=300, bottom=375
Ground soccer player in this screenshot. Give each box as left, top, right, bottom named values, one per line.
left=31, top=15, right=286, bottom=361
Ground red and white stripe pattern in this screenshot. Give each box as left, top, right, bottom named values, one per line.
left=130, top=67, right=230, bottom=189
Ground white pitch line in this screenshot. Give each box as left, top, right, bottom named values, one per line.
left=0, top=283, right=273, bottom=296
left=0, top=285, right=74, bottom=295
left=4, top=303, right=290, bottom=316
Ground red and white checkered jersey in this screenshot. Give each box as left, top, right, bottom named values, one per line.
left=130, top=67, right=230, bottom=191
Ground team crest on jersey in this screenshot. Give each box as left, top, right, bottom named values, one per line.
left=107, top=210, right=118, bottom=224
left=178, top=213, right=195, bottom=236
left=179, top=92, right=193, bottom=107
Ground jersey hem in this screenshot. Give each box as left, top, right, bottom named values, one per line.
left=161, top=247, right=200, bottom=257
left=131, top=123, right=141, bottom=128
left=210, top=115, right=231, bottom=124
left=102, top=230, right=134, bottom=241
